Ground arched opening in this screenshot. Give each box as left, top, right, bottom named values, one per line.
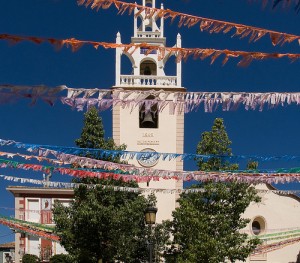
left=163, top=55, right=176, bottom=76
left=139, top=95, right=158, bottom=129
left=145, top=0, right=153, bottom=7
left=251, top=216, right=266, bottom=236
left=122, top=53, right=135, bottom=75
left=140, top=60, right=157, bottom=76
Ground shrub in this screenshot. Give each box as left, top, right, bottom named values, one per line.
left=22, top=254, right=40, bottom=263
left=49, top=254, right=73, bottom=263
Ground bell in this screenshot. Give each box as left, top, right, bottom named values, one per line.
left=141, top=112, right=155, bottom=128
left=144, top=66, right=151, bottom=75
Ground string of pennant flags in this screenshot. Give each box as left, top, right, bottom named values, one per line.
left=2, top=207, right=300, bottom=242
left=0, top=151, right=65, bottom=166
left=2, top=161, right=300, bottom=184
left=0, top=214, right=54, bottom=232
left=242, top=226, right=300, bottom=233
left=78, top=0, right=300, bottom=47
left=1, top=174, right=300, bottom=194
left=1, top=212, right=300, bottom=251
left=252, top=236, right=300, bottom=255
left=0, top=215, right=59, bottom=242
left=3, top=138, right=300, bottom=164
left=3, top=85, right=300, bottom=113
left=3, top=138, right=300, bottom=183
left=1, top=33, right=300, bottom=67
left=249, top=228, right=300, bottom=241
left=3, top=149, right=300, bottom=175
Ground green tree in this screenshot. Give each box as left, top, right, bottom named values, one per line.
left=196, top=118, right=238, bottom=171
left=22, top=254, right=40, bottom=263
left=75, top=106, right=126, bottom=162
left=53, top=107, right=169, bottom=263
left=49, top=254, right=73, bottom=263
left=168, top=118, right=261, bottom=263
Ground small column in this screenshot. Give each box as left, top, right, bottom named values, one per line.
left=176, top=33, right=182, bottom=87
left=134, top=6, right=138, bottom=37
left=115, top=32, right=122, bottom=86
left=160, top=3, right=164, bottom=37
left=142, top=0, right=146, bottom=31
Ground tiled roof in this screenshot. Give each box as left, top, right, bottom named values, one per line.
left=0, top=242, right=15, bottom=249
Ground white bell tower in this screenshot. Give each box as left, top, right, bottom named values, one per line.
left=113, top=0, right=185, bottom=223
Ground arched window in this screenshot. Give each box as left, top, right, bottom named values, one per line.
left=251, top=216, right=266, bottom=236
left=140, top=60, right=157, bottom=76
left=145, top=0, right=153, bottom=7
left=139, top=95, right=158, bottom=129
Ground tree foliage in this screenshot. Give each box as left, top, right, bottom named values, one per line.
left=75, top=106, right=126, bottom=162
left=169, top=182, right=260, bottom=263
left=167, top=118, right=261, bottom=263
left=49, top=254, right=73, bottom=263
left=22, top=254, right=40, bottom=263
left=54, top=181, right=161, bottom=263
left=53, top=107, right=169, bottom=263
left=196, top=118, right=238, bottom=171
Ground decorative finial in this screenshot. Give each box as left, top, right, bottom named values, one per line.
left=177, top=33, right=181, bottom=39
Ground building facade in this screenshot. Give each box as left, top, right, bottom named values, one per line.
left=0, top=242, right=14, bottom=263
left=112, top=0, right=300, bottom=261
left=240, top=184, right=300, bottom=263
left=7, top=187, right=73, bottom=263
left=6, top=1, right=300, bottom=262
left=113, top=0, right=185, bottom=223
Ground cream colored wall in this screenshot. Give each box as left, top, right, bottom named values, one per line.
left=238, top=184, right=300, bottom=263
left=113, top=99, right=184, bottom=223
left=14, top=196, right=21, bottom=263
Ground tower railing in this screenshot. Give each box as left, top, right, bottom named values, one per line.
left=119, top=75, right=178, bottom=87
left=137, top=32, right=161, bottom=38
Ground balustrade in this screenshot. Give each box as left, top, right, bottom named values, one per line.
left=120, top=75, right=178, bottom=87
left=137, top=32, right=161, bottom=38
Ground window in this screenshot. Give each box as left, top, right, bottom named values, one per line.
left=27, top=199, right=40, bottom=223
left=140, top=60, right=157, bottom=76
left=252, top=221, right=261, bottom=235
left=251, top=216, right=266, bottom=236
left=139, top=96, right=158, bottom=129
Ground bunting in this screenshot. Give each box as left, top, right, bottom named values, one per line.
left=1, top=34, right=300, bottom=66
left=249, top=228, right=300, bottom=240
left=0, top=151, right=65, bottom=166
left=2, top=139, right=300, bottom=183
left=252, top=236, right=300, bottom=255
left=6, top=148, right=300, bottom=181
left=3, top=156, right=300, bottom=183
left=2, top=174, right=300, bottom=193
left=242, top=226, right=300, bottom=233
left=3, top=85, right=300, bottom=113
left=0, top=216, right=59, bottom=242
left=3, top=138, right=300, bottom=164
left=78, top=0, right=300, bottom=46
left=0, top=214, right=54, bottom=232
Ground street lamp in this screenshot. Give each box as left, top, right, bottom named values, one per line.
left=144, top=206, right=157, bottom=263
left=144, top=207, right=157, bottom=225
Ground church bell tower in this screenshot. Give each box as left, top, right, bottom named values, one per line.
left=113, top=0, right=185, bottom=222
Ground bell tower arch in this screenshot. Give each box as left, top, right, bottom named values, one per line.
left=113, top=0, right=185, bottom=223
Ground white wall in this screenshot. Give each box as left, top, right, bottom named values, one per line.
left=238, top=184, right=300, bottom=263
left=113, top=97, right=184, bottom=223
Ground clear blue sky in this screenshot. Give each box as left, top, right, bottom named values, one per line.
left=0, top=0, right=300, bottom=243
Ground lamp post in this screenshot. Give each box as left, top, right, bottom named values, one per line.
left=144, top=206, right=157, bottom=263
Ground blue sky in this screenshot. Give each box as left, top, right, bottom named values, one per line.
left=0, top=0, right=300, bottom=243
